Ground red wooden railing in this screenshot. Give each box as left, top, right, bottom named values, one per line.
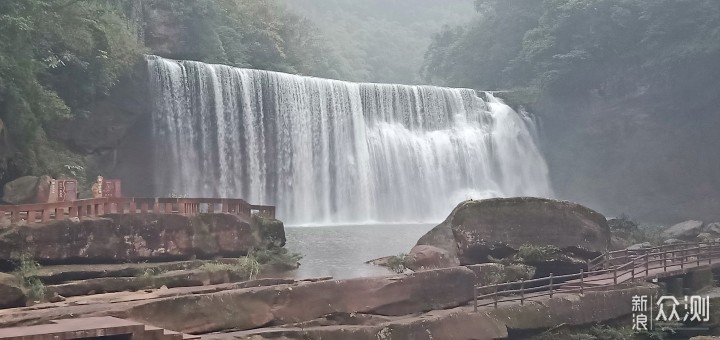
left=473, top=241, right=720, bottom=311
left=0, top=198, right=275, bottom=225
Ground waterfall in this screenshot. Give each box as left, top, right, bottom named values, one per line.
left=146, top=55, right=553, bottom=225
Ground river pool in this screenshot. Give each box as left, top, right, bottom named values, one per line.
left=284, top=223, right=436, bottom=279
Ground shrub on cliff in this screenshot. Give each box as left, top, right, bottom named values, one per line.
left=253, top=247, right=302, bottom=271
left=385, top=253, right=413, bottom=274
left=515, top=245, right=577, bottom=264
left=198, top=255, right=260, bottom=280
left=12, top=255, right=45, bottom=301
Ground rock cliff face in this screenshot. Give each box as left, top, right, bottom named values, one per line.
left=414, top=197, right=610, bottom=266
left=0, top=213, right=285, bottom=265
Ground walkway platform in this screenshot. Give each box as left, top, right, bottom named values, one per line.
left=0, top=317, right=200, bottom=340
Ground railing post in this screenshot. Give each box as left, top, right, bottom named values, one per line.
left=681, top=248, right=685, bottom=269
left=631, top=259, right=635, bottom=280
left=473, top=287, right=477, bottom=312
left=520, top=279, right=525, bottom=305
left=613, top=266, right=617, bottom=285
left=664, top=251, right=667, bottom=272
left=493, top=285, right=498, bottom=308
left=625, top=249, right=630, bottom=263
left=27, top=210, right=36, bottom=224
left=697, top=243, right=701, bottom=267
left=580, top=270, right=584, bottom=295
left=549, top=273, right=554, bottom=298
left=10, top=210, right=18, bottom=224
left=706, top=242, right=714, bottom=264
left=604, top=252, right=609, bottom=269
left=645, top=254, right=649, bottom=276
left=711, top=242, right=714, bottom=265
left=671, top=246, right=675, bottom=264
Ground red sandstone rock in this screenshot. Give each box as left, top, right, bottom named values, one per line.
left=122, top=267, right=476, bottom=333
left=406, top=244, right=459, bottom=270
left=0, top=213, right=285, bottom=264
left=416, top=197, right=610, bottom=265
left=0, top=273, right=25, bottom=309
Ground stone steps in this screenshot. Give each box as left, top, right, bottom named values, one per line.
left=0, top=316, right=198, bottom=340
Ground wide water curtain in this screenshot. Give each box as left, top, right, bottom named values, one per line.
left=147, top=55, right=552, bottom=225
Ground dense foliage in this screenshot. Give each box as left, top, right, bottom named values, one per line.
left=422, top=0, right=720, bottom=222
left=423, top=0, right=720, bottom=101
left=0, top=0, right=143, bottom=181
left=0, top=0, right=341, bottom=186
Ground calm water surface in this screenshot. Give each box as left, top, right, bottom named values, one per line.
left=285, top=223, right=436, bottom=279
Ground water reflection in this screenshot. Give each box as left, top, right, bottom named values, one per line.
left=285, top=223, right=436, bottom=279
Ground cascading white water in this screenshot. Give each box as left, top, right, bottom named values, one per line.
left=147, top=55, right=552, bottom=225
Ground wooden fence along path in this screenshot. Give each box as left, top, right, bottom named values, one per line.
left=0, top=197, right=275, bottom=225
left=474, top=241, right=720, bottom=311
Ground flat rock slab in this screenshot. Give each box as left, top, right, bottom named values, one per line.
left=46, top=269, right=252, bottom=297
left=203, top=284, right=660, bottom=340
left=122, top=267, right=477, bottom=334
left=0, top=278, right=303, bottom=328
left=31, top=261, right=207, bottom=284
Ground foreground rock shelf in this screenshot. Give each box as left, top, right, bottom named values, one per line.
left=205, top=283, right=658, bottom=340
left=0, top=265, right=659, bottom=340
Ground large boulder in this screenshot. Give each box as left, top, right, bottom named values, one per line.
left=0, top=213, right=285, bottom=264
left=415, top=197, right=610, bottom=265
left=705, top=222, right=720, bottom=235
left=0, top=272, right=26, bottom=308
left=662, top=220, right=705, bottom=240
left=2, top=175, right=52, bottom=205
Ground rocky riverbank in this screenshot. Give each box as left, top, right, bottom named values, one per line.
left=4, top=197, right=720, bottom=339
left=0, top=264, right=660, bottom=340
left=0, top=212, right=296, bottom=309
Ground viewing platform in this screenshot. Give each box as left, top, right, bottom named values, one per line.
left=0, top=197, right=276, bottom=225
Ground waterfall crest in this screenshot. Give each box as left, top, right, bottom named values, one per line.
left=147, top=55, right=552, bottom=224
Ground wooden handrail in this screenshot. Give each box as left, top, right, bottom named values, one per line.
left=0, top=197, right=275, bottom=225
left=474, top=240, right=720, bottom=310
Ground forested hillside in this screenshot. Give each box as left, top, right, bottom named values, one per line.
left=423, top=0, right=720, bottom=223
left=0, top=0, right=342, bottom=190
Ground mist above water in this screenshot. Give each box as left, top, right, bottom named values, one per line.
left=147, top=55, right=552, bottom=225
